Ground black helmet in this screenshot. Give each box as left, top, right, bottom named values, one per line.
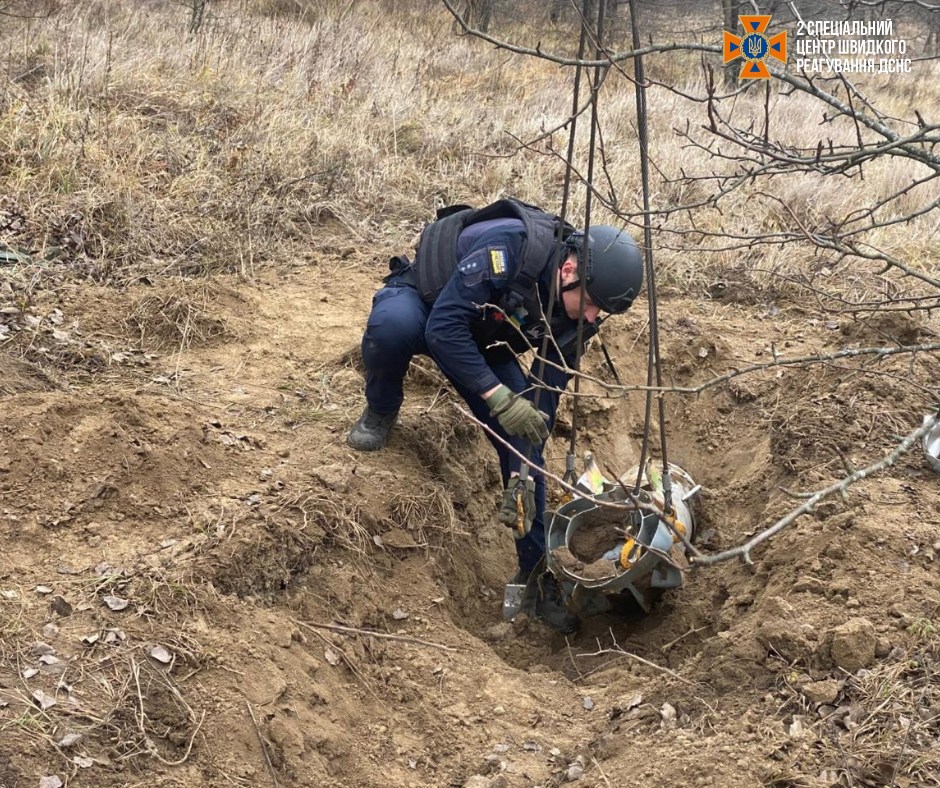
left=566, top=225, right=644, bottom=314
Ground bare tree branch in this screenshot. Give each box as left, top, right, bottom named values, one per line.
left=692, top=413, right=939, bottom=566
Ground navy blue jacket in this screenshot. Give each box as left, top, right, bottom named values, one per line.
left=424, top=218, right=579, bottom=399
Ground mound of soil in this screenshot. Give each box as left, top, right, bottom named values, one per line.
left=2, top=260, right=939, bottom=787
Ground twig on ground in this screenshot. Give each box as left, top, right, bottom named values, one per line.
left=578, top=631, right=697, bottom=687
left=130, top=657, right=204, bottom=767
left=245, top=700, right=280, bottom=788
left=592, top=756, right=614, bottom=787
left=661, top=626, right=709, bottom=653
left=293, top=619, right=458, bottom=652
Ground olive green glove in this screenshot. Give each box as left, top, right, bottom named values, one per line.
left=486, top=385, right=550, bottom=444
left=498, top=477, right=536, bottom=538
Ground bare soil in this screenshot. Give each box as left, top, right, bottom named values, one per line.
left=2, top=258, right=939, bottom=788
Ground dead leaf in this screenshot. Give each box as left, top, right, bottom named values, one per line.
left=660, top=702, right=677, bottom=730
left=381, top=528, right=419, bottom=549
left=56, top=733, right=82, bottom=748
left=392, top=608, right=409, bottom=620
left=0, top=589, right=18, bottom=599
left=102, top=595, right=129, bottom=612
left=582, top=696, right=595, bottom=711
left=22, top=668, right=39, bottom=679
left=39, top=655, right=60, bottom=665
left=35, top=585, right=53, bottom=595
left=32, top=689, right=57, bottom=710
left=39, top=777, right=63, bottom=788
left=30, top=641, right=56, bottom=657
left=567, top=761, right=585, bottom=781
left=324, top=648, right=341, bottom=666
left=73, top=755, right=94, bottom=768
left=624, top=692, right=643, bottom=710
left=149, top=645, right=173, bottom=665
left=81, top=633, right=99, bottom=646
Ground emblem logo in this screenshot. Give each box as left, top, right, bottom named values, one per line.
left=723, top=15, right=787, bottom=79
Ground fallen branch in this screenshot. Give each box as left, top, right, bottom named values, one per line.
left=660, top=625, right=709, bottom=653
left=692, top=413, right=939, bottom=566
left=245, top=700, right=280, bottom=788
left=578, top=630, right=698, bottom=687
left=293, top=619, right=458, bottom=653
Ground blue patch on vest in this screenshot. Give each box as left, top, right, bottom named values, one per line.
left=457, top=249, right=489, bottom=287
left=456, top=250, right=485, bottom=275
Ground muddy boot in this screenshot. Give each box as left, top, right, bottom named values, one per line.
left=347, top=406, right=398, bottom=451
left=534, top=573, right=580, bottom=634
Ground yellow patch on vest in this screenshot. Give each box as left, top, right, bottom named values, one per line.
left=489, top=248, right=507, bottom=276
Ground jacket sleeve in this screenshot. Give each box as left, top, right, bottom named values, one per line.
left=424, top=255, right=503, bottom=397
left=424, top=228, right=524, bottom=398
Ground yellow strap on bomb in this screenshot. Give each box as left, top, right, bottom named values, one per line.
left=619, top=538, right=638, bottom=569
left=663, top=512, right=686, bottom=543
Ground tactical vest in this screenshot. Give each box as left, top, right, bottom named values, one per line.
left=412, top=199, right=575, bottom=320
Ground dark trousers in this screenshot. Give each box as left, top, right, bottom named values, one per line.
left=361, top=280, right=556, bottom=575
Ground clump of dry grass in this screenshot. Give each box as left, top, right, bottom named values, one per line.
left=0, top=356, right=58, bottom=394
left=387, top=482, right=467, bottom=546
left=126, top=279, right=236, bottom=352
left=285, top=491, right=369, bottom=554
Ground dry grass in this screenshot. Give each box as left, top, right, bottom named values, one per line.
left=769, top=635, right=940, bottom=787
left=387, top=482, right=468, bottom=546
left=0, top=6, right=938, bottom=786
left=0, top=0, right=936, bottom=313
left=0, top=356, right=58, bottom=394
left=283, top=490, right=369, bottom=554
left=0, top=562, right=216, bottom=776
left=126, top=279, right=237, bottom=352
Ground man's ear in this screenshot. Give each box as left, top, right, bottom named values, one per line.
left=561, top=256, right=577, bottom=277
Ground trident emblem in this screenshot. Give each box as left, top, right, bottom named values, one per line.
left=723, top=15, right=788, bottom=79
